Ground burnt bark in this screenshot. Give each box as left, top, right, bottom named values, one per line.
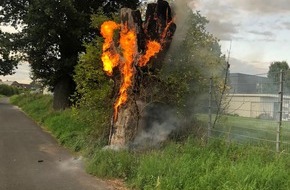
left=144, top=2, right=176, bottom=72
left=109, top=1, right=175, bottom=148
left=109, top=8, right=143, bottom=147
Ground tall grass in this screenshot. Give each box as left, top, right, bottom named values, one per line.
left=10, top=94, right=290, bottom=190
left=10, top=93, right=107, bottom=152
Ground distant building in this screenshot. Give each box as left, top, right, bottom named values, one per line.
left=229, top=73, right=270, bottom=94
left=226, top=94, right=290, bottom=120
left=0, top=80, right=32, bottom=89
left=226, top=73, right=290, bottom=120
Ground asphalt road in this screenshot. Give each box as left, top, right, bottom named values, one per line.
left=0, top=97, right=114, bottom=190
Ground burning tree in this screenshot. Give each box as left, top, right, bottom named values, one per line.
left=100, top=0, right=176, bottom=148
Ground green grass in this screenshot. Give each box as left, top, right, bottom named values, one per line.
left=198, top=114, right=290, bottom=151
left=10, top=93, right=106, bottom=152
left=87, top=139, right=290, bottom=190
left=10, top=94, right=290, bottom=190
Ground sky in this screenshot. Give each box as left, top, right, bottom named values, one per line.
left=1, top=0, right=290, bottom=83
left=192, top=0, right=290, bottom=75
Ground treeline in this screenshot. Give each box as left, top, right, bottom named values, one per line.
left=0, top=84, right=22, bottom=96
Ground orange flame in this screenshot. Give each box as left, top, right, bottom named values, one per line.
left=139, top=41, right=161, bottom=67
left=113, top=27, right=137, bottom=120
left=101, top=21, right=120, bottom=76
left=100, top=21, right=162, bottom=121
left=161, top=20, right=174, bottom=42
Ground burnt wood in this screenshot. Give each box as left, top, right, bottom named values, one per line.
left=109, top=1, right=176, bottom=148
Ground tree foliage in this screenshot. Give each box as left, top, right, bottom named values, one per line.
left=0, top=0, right=140, bottom=109
left=155, top=11, right=226, bottom=117
left=73, top=14, right=118, bottom=141
left=0, top=84, right=21, bottom=96
left=268, top=61, right=289, bottom=82
left=267, top=61, right=290, bottom=93
left=0, top=31, right=18, bottom=76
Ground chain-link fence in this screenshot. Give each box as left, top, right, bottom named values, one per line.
left=203, top=70, right=290, bottom=153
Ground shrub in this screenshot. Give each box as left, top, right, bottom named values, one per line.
left=0, top=84, right=22, bottom=96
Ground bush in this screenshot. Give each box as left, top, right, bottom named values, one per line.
left=0, top=84, right=22, bottom=96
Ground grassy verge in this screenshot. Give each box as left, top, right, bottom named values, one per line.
left=198, top=114, right=290, bottom=151
left=10, top=94, right=290, bottom=190
left=10, top=93, right=101, bottom=152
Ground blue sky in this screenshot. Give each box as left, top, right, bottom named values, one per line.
left=1, top=0, right=290, bottom=83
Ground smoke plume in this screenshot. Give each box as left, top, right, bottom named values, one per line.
left=131, top=103, right=180, bottom=149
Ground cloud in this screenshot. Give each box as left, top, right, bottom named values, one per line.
left=246, top=30, right=276, bottom=41
left=247, top=30, right=274, bottom=37
left=206, top=20, right=239, bottom=41
left=282, top=21, right=290, bottom=30
left=189, top=0, right=290, bottom=73
left=230, top=0, right=290, bottom=14
left=0, top=63, right=31, bottom=84
left=191, top=0, right=290, bottom=42
left=229, top=57, right=269, bottom=75
left=191, top=1, right=241, bottom=41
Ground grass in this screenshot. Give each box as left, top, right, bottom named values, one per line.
left=10, top=93, right=103, bottom=152
left=10, top=93, right=290, bottom=190
left=198, top=114, right=290, bottom=151
left=87, top=140, right=290, bottom=190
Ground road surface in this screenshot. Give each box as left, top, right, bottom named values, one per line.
left=0, top=97, right=115, bottom=190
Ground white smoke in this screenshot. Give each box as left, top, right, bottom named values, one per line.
left=165, top=0, right=199, bottom=50
left=131, top=104, right=180, bottom=149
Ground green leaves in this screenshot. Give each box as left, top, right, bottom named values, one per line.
left=0, top=31, right=19, bottom=76
left=0, top=0, right=140, bottom=86
left=74, top=37, right=113, bottom=110
left=159, top=10, right=226, bottom=116
left=268, top=61, right=289, bottom=82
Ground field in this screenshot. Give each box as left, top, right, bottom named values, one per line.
left=197, top=114, right=290, bottom=152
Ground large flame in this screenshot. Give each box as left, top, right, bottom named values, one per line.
left=101, top=21, right=161, bottom=121
left=113, top=27, right=137, bottom=120
left=139, top=41, right=161, bottom=67
left=100, top=21, right=120, bottom=76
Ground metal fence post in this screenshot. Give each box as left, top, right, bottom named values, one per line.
left=208, top=77, right=213, bottom=141
left=277, top=70, right=284, bottom=153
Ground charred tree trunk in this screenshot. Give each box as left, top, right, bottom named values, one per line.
left=109, top=1, right=176, bottom=148
left=109, top=8, right=143, bottom=148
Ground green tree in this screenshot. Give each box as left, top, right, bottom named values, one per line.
left=268, top=61, right=289, bottom=83
left=0, top=0, right=140, bottom=110
left=0, top=84, right=20, bottom=96
left=0, top=31, right=18, bottom=76
left=267, top=61, right=289, bottom=94
left=157, top=10, right=226, bottom=117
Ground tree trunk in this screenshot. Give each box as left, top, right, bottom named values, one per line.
left=109, top=1, right=175, bottom=148
left=53, top=75, right=74, bottom=110
left=109, top=8, right=143, bottom=148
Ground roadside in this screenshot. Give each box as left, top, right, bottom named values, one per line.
left=0, top=97, right=119, bottom=190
